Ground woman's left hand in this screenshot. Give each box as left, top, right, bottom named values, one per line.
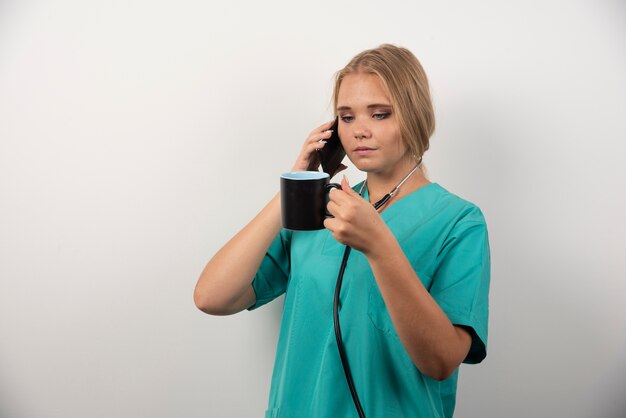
left=324, top=176, right=389, bottom=254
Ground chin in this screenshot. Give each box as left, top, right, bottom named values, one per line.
left=348, top=157, right=378, bottom=173
left=357, top=163, right=389, bottom=175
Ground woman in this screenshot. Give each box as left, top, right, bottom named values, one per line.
left=194, top=44, right=490, bottom=418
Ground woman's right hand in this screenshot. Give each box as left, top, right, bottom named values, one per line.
left=291, top=120, right=335, bottom=172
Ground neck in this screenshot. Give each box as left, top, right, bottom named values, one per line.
left=365, top=161, right=429, bottom=206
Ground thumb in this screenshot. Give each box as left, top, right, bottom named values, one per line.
left=341, top=175, right=359, bottom=196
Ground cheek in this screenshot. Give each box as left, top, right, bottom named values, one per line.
left=392, top=133, right=409, bottom=157
left=383, top=126, right=404, bottom=151
left=396, top=136, right=407, bottom=152
left=338, top=125, right=349, bottom=144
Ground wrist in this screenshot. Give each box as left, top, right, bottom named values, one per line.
left=362, top=222, right=396, bottom=260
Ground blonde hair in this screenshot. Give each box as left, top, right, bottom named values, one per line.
left=332, top=44, right=435, bottom=162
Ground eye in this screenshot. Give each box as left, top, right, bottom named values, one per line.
left=340, top=115, right=354, bottom=123
left=373, top=112, right=391, bottom=120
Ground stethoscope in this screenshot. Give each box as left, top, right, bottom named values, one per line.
left=332, top=162, right=421, bottom=418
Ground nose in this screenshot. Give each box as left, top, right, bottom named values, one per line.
left=353, top=119, right=372, bottom=140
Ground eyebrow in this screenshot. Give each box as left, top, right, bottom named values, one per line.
left=336, top=104, right=392, bottom=111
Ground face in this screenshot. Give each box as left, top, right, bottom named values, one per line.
left=336, top=73, right=412, bottom=178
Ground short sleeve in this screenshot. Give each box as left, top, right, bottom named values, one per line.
left=247, top=229, right=292, bottom=311
left=430, top=208, right=491, bottom=364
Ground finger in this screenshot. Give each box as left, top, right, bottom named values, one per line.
left=306, top=141, right=326, bottom=153
left=309, top=120, right=335, bottom=137
left=306, top=131, right=332, bottom=147
left=307, top=121, right=335, bottom=142
left=323, top=216, right=337, bottom=232
left=326, top=199, right=340, bottom=216
left=327, top=187, right=342, bottom=203
left=327, top=187, right=353, bottom=209
left=300, top=140, right=327, bottom=162
left=314, top=119, right=335, bottom=133
left=341, top=175, right=360, bottom=196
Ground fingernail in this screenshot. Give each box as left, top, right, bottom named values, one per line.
left=319, top=140, right=327, bottom=144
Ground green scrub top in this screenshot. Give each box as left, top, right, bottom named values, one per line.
left=249, top=182, right=490, bottom=418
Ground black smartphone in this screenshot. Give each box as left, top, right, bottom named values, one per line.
left=318, top=118, right=346, bottom=176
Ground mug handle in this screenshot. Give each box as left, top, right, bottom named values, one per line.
left=324, top=183, right=342, bottom=217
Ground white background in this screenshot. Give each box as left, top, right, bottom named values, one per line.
left=1, top=1, right=625, bottom=417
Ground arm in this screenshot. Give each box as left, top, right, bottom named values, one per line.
left=193, top=120, right=337, bottom=315
left=325, top=178, right=471, bottom=380
left=365, top=230, right=472, bottom=381
left=193, top=194, right=282, bottom=315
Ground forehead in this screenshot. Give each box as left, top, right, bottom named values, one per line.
left=337, top=73, right=391, bottom=106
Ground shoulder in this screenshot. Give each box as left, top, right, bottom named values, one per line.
left=424, top=183, right=487, bottom=226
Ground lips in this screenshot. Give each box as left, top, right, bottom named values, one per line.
left=354, top=146, right=376, bottom=155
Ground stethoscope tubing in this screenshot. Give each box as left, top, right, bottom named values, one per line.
left=332, top=162, right=420, bottom=418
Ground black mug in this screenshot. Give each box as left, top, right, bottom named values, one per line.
left=280, top=171, right=340, bottom=231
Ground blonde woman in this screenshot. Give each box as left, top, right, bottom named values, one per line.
left=195, top=44, right=491, bottom=418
